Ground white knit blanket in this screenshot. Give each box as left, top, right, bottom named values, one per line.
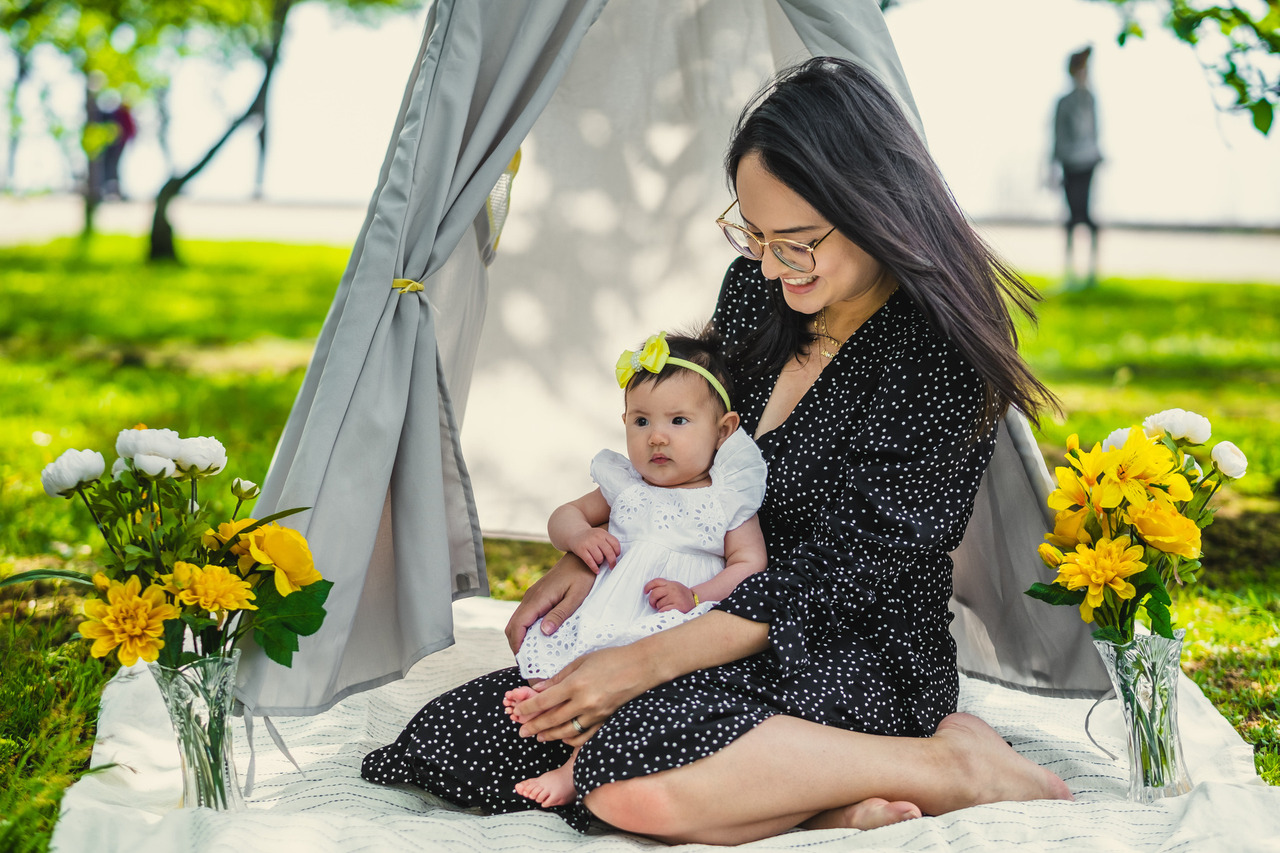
left=54, top=598, right=1280, bottom=852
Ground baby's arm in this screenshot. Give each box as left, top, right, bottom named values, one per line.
left=645, top=515, right=768, bottom=612
left=548, top=488, right=620, bottom=573
left=694, top=514, right=767, bottom=603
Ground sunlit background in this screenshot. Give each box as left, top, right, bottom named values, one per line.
left=2, top=0, right=1278, bottom=227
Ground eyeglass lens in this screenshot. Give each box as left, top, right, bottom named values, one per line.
left=718, top=223, right=815, bottom=273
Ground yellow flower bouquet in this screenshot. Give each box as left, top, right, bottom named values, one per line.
left=9, top=426, right=330, bottom=670
left=5, top=425, right=331, bottom=810
left=1026, top=407, right=1245, bottom=644
left=1026, top=408, right=1247, bottom=803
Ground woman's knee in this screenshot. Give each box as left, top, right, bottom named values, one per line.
left=583, top=775, right=686, bottom=836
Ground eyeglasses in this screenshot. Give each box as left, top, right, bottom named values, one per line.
left=715, top=199, right=837, bottom=273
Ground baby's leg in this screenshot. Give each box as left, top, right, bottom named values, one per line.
left=515, top=746, right=579, bottom=808
left=503, top=679, right=543, bottom=723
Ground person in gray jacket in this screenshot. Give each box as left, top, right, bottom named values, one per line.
left=1053, top=47, right=1102, bottom=288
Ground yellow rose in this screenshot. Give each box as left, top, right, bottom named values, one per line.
left=1127, top=500, right=1202, bottom=559
left=202, top=517, right=259, bottom=572
left=245, top=523, right=321, bottom=596
left=1038, top=542, right=1065, bottom=568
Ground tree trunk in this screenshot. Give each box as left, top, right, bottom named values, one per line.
left=149, top=177, right=181, bottom=262
left=4, top=51, right=30, bottom=191
left=146, top=0, right=294, bottom=262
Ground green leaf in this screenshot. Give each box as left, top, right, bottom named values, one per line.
left=0, top=568, right=95, bottom=587
left=1250, top=100, right=1274, bottom=135
left=1092, top=625, right=1128, bottom=645
left=254, top=622, right=301, bottom=668
left=1025, top=581, right=1087, bottom=607
left=1144, top=596, right=1175, bottom=638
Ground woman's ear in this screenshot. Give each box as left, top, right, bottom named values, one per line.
left=715, top=411, right=741, bottom=447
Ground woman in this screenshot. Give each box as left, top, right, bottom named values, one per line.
left=363, top=57, right=1070, bottom=844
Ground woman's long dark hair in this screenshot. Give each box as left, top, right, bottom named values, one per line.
left=725, top=57, right=1057, bottom=429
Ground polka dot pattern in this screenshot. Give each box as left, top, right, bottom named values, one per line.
left=362, top=258, right=996, bottom=831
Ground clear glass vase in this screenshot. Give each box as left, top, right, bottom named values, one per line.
left=1093, top=630, right=1193, bottom=803
left=148, top=649, right=245, bottom=811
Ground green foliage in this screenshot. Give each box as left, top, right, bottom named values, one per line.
left=0, top=236, right=1275, bottom=853
left=1026, top=581, right=1087, bottom=607
left=1096, top=0, right=1280, bottom=134
left=0, top=600, right=115, bottom=853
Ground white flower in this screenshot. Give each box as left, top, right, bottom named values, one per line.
left=134, top=453, right=176, bottom=479
left=1211, top=441, right=1248, bottom=479
left=175, top=436, right=227, bottom=479
left=111, top=457, right=128, bottom=479
left=116, top=427, right=183, bottom=462
left=1101, top=427, right=1134, bottom=452
left=1184, top=456, right=1203, bottom=483
left=232, top=477, right=261, bottom=500
left=41, top=449, right=105, bottom=497
left=1143, top=408, right=1212, bottom=445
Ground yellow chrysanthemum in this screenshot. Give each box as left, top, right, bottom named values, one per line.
left=1054, top=536, right=1147, bottom=623
left=79, top=575, right=180, bottom=666
left=176, top=563, right=258, bottom=613
left=245, top=523, right=321, bottom=596
left=1127, top=500, right=1202, bottom=559
left=1097, top=429, right=1193, bottom=508
left=202, top=517, right=258, bottom=572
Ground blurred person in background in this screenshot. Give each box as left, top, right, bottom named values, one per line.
left=1052, top=46, right=1102, bottom=288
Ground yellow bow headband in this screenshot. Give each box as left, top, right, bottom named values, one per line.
left=614, top=332, right=731, bottom=411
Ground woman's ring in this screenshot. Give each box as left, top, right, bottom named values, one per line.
left=570, top=716, right=586, bottom=734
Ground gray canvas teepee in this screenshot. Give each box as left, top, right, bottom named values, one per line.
left=238, top=0, right=1109, bottom=720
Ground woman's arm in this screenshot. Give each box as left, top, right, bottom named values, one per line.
left=513, top=609, right=769, bottom=743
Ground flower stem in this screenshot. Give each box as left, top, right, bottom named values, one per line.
left=76, top=486, right=123, bottom=561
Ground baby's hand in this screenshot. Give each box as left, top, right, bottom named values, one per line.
left=569, top=528, right=621, bottom=573
left=644, top=578, right=697, bottom=613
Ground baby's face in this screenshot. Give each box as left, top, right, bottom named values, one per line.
left=623, top=373, right=727, bottom=490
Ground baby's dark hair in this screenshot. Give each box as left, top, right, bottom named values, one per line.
left=624, top=327, right=734, bottom=414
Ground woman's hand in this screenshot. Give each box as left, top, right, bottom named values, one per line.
left=512, top=643, right=659, bottom=746
left=504, top=552, right=596, bottom=654
left=513, top=611, right=772, bottom=745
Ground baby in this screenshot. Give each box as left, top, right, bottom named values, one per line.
left=504, top=330, right=768, bottom=808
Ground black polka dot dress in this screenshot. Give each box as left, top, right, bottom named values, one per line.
left=361, top=258, right=997, bottom=831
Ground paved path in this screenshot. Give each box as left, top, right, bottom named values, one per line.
left=3, top=195, right=1277, bottom=283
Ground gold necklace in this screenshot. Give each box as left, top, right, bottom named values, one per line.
left=817, top=308, right=844, bottom=359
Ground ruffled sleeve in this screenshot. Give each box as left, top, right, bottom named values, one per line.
left=589, top=448, right=642, bottom=505
left=710, top=428, right=767, bottom=531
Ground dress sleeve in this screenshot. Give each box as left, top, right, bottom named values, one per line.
left=714, top=336, right=996, bottom=678
left=589, top=448, right=642, bottom=505
left=710, top=428, right=767, bottom=531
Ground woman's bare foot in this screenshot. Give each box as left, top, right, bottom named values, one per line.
left=931, top=713, right=1073, bottom=812
left=801, top=797, right=922, bottom=831
left=515, top=763, right=577, bottom=808
left=503, top=685, right=538, bottom=723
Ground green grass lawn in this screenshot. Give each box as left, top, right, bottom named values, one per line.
left=1, top=237, right=1277, bottom=850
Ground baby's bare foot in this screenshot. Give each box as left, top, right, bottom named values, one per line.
left=514, top=764, right=577, bottom=808
left=933, top=713, right=1073, bottom=810
left=802, top=797, right=922, bottom=831
left=503, top=685, right=538, bottom=722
